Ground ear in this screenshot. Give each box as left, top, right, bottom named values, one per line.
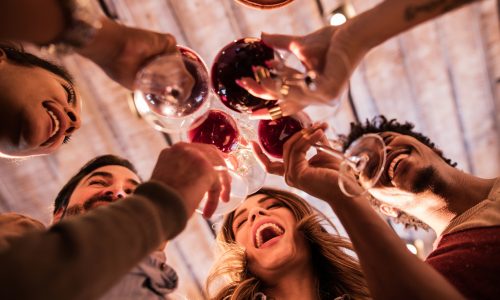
left=379, top=203, right=399, bottom=218
left=52, top=208, right=64, bottom=224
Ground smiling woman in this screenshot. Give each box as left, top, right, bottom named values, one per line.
left=0, top=43, right=81, bottom=157
left=206, top=187, right=370, bottom=300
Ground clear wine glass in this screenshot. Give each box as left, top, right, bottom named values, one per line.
left=196, top=166, right=249, bottom=217
left=234, top=0, right=295, bottom=9
left=256, top=112, right=386, bottom=196
left=134, top=46, right=211, bottom=133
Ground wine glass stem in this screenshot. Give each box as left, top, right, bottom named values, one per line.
left=313, top=143, right=362, bottom=171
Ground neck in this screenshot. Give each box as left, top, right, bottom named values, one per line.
left=404, top=167, right=495, bottom=236
left=263, top=262, right=317, bottom=300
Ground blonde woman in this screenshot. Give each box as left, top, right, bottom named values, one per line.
left=206, top=187, right=370, bottom=300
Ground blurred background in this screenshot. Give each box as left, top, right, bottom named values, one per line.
left=0, top=0, right=498, bottom=298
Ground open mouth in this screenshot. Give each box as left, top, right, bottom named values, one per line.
left=41, top=102, right=65, bottom=146
left=386, top=150, right=410, bottom=185
left=254, top=222, right=285, bottom=249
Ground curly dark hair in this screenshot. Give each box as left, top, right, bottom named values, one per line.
left=342, top=115, right=457, bottom=167
left=340, top=115, right=458, bottom=230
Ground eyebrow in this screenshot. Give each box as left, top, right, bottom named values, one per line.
left=86, top=171, right=140, bottom=186
left=233, top=196, right=274, bottom=221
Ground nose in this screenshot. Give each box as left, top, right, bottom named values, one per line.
left=103, top=186, right=130, bottom=201
left=64, top=107, right=81, bottom=134
left=248, top=207, right=269, bottom=222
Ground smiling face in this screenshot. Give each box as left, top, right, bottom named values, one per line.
left=230, top=193, right=311, bottom=282
left=0, top=53, right=81, bottom=157
left=369, top=131, right=450, bottom=207
left=53, top=165, right=140, bottom=222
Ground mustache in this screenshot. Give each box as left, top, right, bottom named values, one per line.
left=64, top=194, right=115, bottom=217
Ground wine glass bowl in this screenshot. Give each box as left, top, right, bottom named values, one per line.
left=257, top=112, right=312, bottom=158
left=134, top=46, right=211, bottom=133
left=211, top=38, right=276, bottom=113
left=187, top=109, right=240, bottom=153
left=196, top=167, right=249, bottom=217
left=317, top=134, right=386, bottom=197
left=234, top=0, right=295, bottom=9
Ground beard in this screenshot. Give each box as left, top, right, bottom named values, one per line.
left=410, top=166, right=445, bottom=196
left=64, top=194, right=115, bottom=217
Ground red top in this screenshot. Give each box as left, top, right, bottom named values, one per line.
left=426, top=226, right=500, bottom=300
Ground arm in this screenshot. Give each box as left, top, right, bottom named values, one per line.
left=0, top=182, right=187, bottom=300
left=0, top=143, right=229, bottom=300
left=0, top=1, right=193, bottom=91
left=252, top=126, right=465, bottom=299
left=243, top=0, right=482, bottom=119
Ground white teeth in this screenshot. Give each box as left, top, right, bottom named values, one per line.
left=255, top=223, right=284, bottom=248
left=47, top=109, right=60, bottom=138
left=388, top=153, right=409, bottom=181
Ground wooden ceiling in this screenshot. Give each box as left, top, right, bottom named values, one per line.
left=0, top=0, right=499, bottom=298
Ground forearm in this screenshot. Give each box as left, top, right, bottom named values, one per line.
left=348, top=0, right=481, bottom=50
left=325, top=194, right=465, bottom=299
left=0, top=181, right=187, bottom=300
left=0, top=0, right=65, bottom=44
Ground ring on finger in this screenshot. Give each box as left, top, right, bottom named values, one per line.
left=268, top=105, right=283, bottom=120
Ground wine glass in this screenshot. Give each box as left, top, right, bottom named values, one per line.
left=257, top=112, right=386, bottom=196
left=257, top=111, right=312, bottom=159
left=195, top=166, right=249, bottom=217
left=211, top=37, right=276, bottom=114
left=313, top=134, right=386, bottom=197
left=234, top=0, right=295, bottom=9
left=134, top=46, right=211, bottom=133
left=185, top=109, right=267, bottom=195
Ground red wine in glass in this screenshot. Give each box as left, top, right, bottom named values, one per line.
left=135, top=46, right=210, bottom=119
left=258, top=112, right=312, bottom=158
left=211, top=38, right=276, bottom=113
left=188, top=110, right=239, bottom=153
left=235, top=0, right=295, bottom=9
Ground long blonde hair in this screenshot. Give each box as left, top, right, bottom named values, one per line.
left=206, top=188, right=370, bottom=299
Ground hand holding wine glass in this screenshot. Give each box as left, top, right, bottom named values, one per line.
left=252, top=122, right=386, bottom=198
left=236, top=25, right=367, bottom=120
left=150, top=143, right=231, bottom=218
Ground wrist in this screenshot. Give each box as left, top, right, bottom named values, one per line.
left=76, top=18, right=124, bottom=65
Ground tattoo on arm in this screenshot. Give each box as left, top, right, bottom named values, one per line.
left=404, top=0, right=476, bottom=21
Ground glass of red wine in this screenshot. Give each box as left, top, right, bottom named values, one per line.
left=258, top=111, right=312, bottom=159
left=134, top=46, right=211, bottom=133
left=211, top=37, right=276, bottom=114
left=257, top=112, right=387, bottom=197
left=234, top=0, right=295, bottom=9
left=185, top=109, right=267, bottom=197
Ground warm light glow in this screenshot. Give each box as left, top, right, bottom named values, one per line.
left=330, top=12, right=347, bottom=26
left=133, top=91, right=151, bottom=115
left=406, top=243, right=418, bottom=255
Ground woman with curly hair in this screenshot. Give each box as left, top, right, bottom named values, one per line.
left=206, top=187, right=370, bottom=300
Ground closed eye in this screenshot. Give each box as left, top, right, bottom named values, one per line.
left=61, top=82, right=76, bottom=105
left=89, top=180, right=108, bottom=186
left=267, top=203, right=282, bottom=210
left=236, top=218, right=247, bottom=229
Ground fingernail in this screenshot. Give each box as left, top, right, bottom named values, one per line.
left=235, top=79, right=244, bottom=87
left=249, top=108, right=271, bottom=120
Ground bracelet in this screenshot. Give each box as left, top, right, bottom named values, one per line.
left=42, top=0, right=103, bottom=55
